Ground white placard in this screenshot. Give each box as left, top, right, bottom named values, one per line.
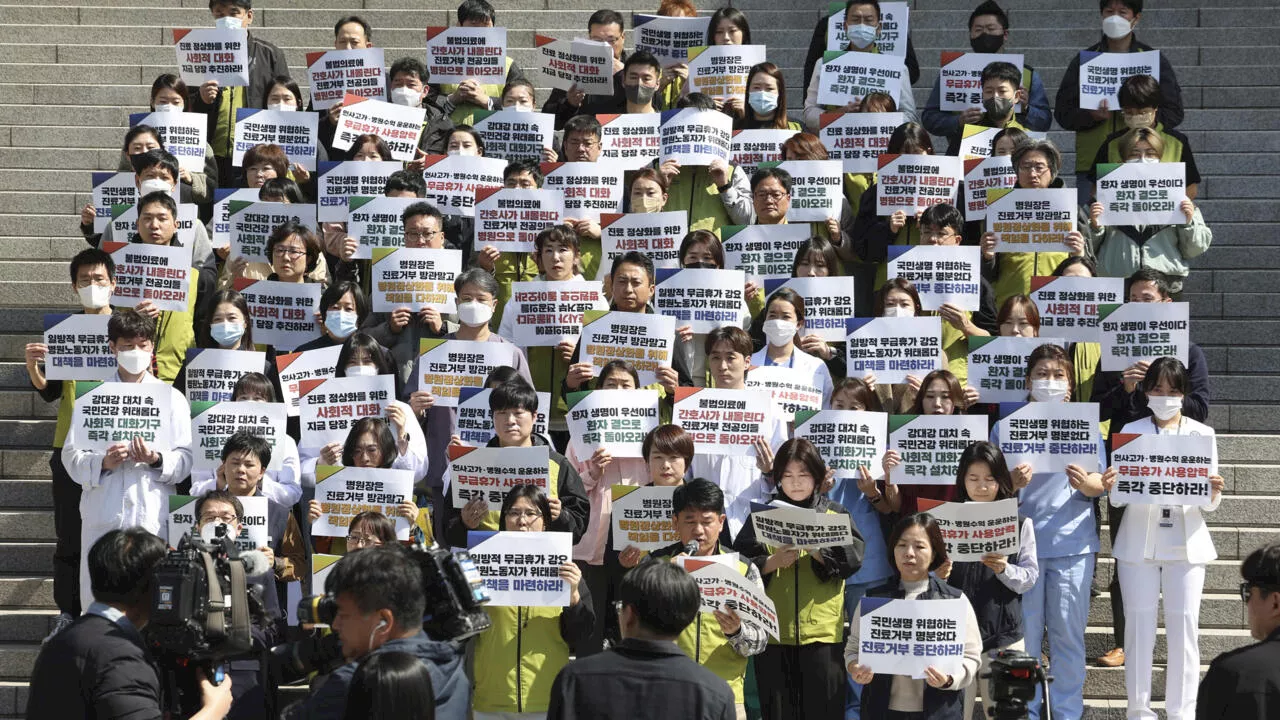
left=210, top=188, right=261, bottom=248
left=1110, top=432, right=1215, bottom=506
left=579, top=309, right=676, bottom=388
left=182, top=348, right=265, bottom=404
left=887, top=245, right=982, bottom=312
left=987, top=188, right=1077, bottom=253
left=795, top=409, right=887, bottom=480
left=686, top=44, right=768, bottom=100
left=685, top=558, right=781, bottom=640
left=845, top=317, right=945, bottom=385
left=1098, top=302, right=1190, bottom=371
left=189, top=400, right=287, bottom=472
left=298, top=375, right=395, bottom=450
left=597, top=212, right=686, bottom=279
left=745, top=365, right=823, bottom=419
left=762, top=277, right=856, bottom=343
left=876, top=154, right=965, bottom=216
left=968, top=336, right=1067, bottom=403
left=767, top=159, right=844, bottom=222
left=42, top=314, right=115, bottom=382
left=370, top=247, right=461, bottom=313
left=419, top=154, right=506, bottom=219
left=315, top=161, right=404, bottom=223
left=173, top=28, right=248, bottom=87
left=128, top=111, right=207, bottom=172
left=472, top=109, right=555, bottom=162
left=917, top=497, right=1020, bottom=562
left=961, top=156, right=1016, bottom=221
left=312, top=465, right=414, bottom=539
left=346, top=195, right=418, bottom=260
left=654, top=267, right=747, bottom=334
left=275, top=345, right=340, bottom=417
left=68, top=381, right=174, bottom=453
left=228, top=201, right=317, bottom=264
left=306, top=47, right=386, bottom=110
left=996, top=401, right=1101, bottom=474
left=234, top=278, right=322, bottom=352
left=1079, top=50, right=1160, bottom=111
left=748, top=502, right=854, bottom=550
left=722, top=224, right=811, bottom=280
left=659, top=108, right=734, bottom=166
left=729, top=129, right=792, bottom=177
left=449, top=445, right=551, bottom=508
left=468, top=531, right=572, bottom=606
left=540, top=161, right=625, bottom=223
left=1029, top=276, right=1124, bottom=343
left=425, top=26, right=508, bottom=84
left=610, top=484, right=679, bottom=552
left=598, top=113, right=662, bottom=170
left=507, top=280, right=607, bottom=347
left=534, top=35, right=614, bottom=93
left=672, top=387, right=774, bottom=457
left=816, top=51, right=906, bottom=107
left=473, top=187, right=564, bottom=253
left=1095, top=162, right=1187, bottom=226
left=232, top=109, right=319, bottom=171
left=565, top=389, right=661, bottom=460
left=418, top=339, right=518, bottom=408
left=887, top=414, right=989, bottom=486
left=333, top=95, right=426, bottom=162
left=818, top=112, right=904, bottom=174
left=105, top=241, right=192, bottom=313
left=938, top=52, right=1024, bottom=111
left=632, top=14, right=711, bottom=65
left=90, top=172, right=136, bottom=234
left=456, top=388, right=550, bottom=447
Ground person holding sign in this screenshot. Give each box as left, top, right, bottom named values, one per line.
left=846, top=514, right=982, bottom=719
left=660, top=94, right=755, bottom=234
left=541, top=10, right=628, bottom=129
left=1084, top=127, right=1211, bottom=295
left=471, top=484, right=595, bottom=719
left=614, top=424, right=695, bottom=572
left=585, top=50, right=663, bottom=117
left=63, top=310, right=193, bottom=607
left=736, top=63, right=802, bottom=132
left=1098, top=357, right=1223, bottom=720
left=946, top=442, right=1039, bottom=718
left=430, top=0, right=530, bottom=126
left=123, top=74, right=219, bottom=202
left=1085, top=74, right=1201, bottom=200
left=651, top=480, right=768, bottom=717
left=735, top=438, right=864, bottom=720
left=752, top=288, right=836, bottom=406
left=1053, top=0, right=1184, bottom=205
left=850, top=123, right=935, bottom=254
left=294, top=280, right=370, bottom=353
left=173, top=289, right=273, bottom=397
left=877, top=368, right=978, bottom=517
left=940, top=62, right=1032, bottom=157
left=772, top=134, right=858, bottom=247
left=470, top=159, right=543, bottom=328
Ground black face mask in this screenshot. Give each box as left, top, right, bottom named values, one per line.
left=684, top=261, right=718, bottom=270
left=624, top=83, right=656, bottom=106
left=970, top=32, right=1005, bottom=54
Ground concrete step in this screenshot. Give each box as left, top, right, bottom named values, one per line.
left=0, top=515, right=53, bottom=544
left=0, top=645, right=39, bottom=682
left=0, top=543, right=56, bottom=575
left=0, top=481, right=52, bottom=511
left=0, top=452, right=51, bottom=481
left=1088, top=592, right=1244, bottom=630
left=0, top=579, right=53, bottom=611
left=1084, top=625, right=1251, bottom=665
left=1218, top=435, right=1280, bottom=465
left=0, top=610, right=58, bottom=644
left=0, top=419, right=54, bottom=450
left=0, top=391, right=56, bottom=420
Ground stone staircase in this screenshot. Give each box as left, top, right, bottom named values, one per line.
left=0, top=0, right=1277, bottom=716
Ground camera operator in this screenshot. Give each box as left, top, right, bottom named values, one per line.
left=283, top=545, right=469, bottom=720
left=26, top=527, right=233, bottom=720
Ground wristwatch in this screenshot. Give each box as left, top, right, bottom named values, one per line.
left=149, top=452, right=163, bottom=470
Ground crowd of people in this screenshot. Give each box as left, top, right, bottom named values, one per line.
left=23, top=0, right=1280, bottom=719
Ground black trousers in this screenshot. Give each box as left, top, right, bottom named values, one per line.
left=754, top=642, right=846, bottom=720
left=50, top=451, right=82, bottom=616
left=575, top=560, right=611, bottom=656
left=1108, top=500, right=1127, bottom=647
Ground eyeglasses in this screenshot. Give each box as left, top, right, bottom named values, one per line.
left=200, top=513, right=238, bottom=525
left=273, top=246, right=306, bottom=258
left=565, top=138, right=600, bottom=149
left=1240, top=581, right=1280, bottom=603
left=505, top=509, right=543, bottom=520
left=1018, top=162, right=1051, bottom=174
left=347, top=534, right=383, bottom=548
left=753, top=191, right=789, bottom=202
left=921, top=230, right=958, bottom=241
left=405, top=230, right=441, bottom=242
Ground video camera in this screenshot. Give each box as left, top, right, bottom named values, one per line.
left=271, top=541, right=493, bottom=681
left=983, top=649, right=1053, bottom=720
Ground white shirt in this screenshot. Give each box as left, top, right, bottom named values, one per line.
left=299, top=399, right=429, bottom=488
left=750, top=344, right=835, bottom=408
left=189, top=432, right=303, bottom=506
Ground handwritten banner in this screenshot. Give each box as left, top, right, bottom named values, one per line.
left=418, top=339, right=518, bottom=408
left=610, top=484, right=679, bottom=552
left=818, top=112, right=904, bottom=174
left=795, top=409, right=887, bottom=479
left=918, top=497, right=1020, bottom=562
left=565, top=389, right=661, bottom=460
left=845, top=317, right=945, bottom=385
left=42, top=314, right=115, bottom=381
left=69, top=381, right=173, bottom=452
left=876, top=154, right=964, bottom=215
left=105, top=241, right=192, bottom=313
left=333, top=95, right=426, bottom=162
left=1028, top=276, right=1124, bottom=343
left=987, top=188, right=1077, bottom=253
left=370, top=247, right=461, bottom=313
left=313, top=465, right=414, bottom=538
left=597, top=211, right=685, bottom=279
left=1111, top=432, right=1214, bottom=506
left=579, top=309, right=676, bottom=387
left=468, top=530, right=571, bottom=606
left=173, top=28, right=248, bottom=87
left=473, top=187, right=564, bottom=253
left=1098, top=302, right=1189, bottom=371
left=425, top=26, right=507, bottom=83
left=1079, top=50, right=1160, bottom=111
left=1096, top=162, right=1187, bottom=226
left=655, top=267, right=747, bottom=334
left=189, top=400, right=287, bottom=471
left=673, top=387, right=773, bottom=457
left=996, top=401, right=1100, bottom=474
left=306, top=47, right=386, bottom=110
left=598, top=113, right=662, bottom=170
left=449, top=445, right=551, bottom=508
left=886, top=245, right=981, bottom=312
left=887, top=414, right=989, bottom=486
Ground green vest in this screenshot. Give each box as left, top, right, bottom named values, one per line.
left=493, top=252, right=539, bottom=329
left=212, top=86, right=247, bottom=158
left=991, top=250, right=1067, bottom=311
left=765, top=509, right=847, bottom=645
left=439, top=57, right=515, bottom=126
left=1074, top=113, right=1124, bottom=173
left=473, top=603, right=569, bottom=713
left=676, top=556, right=754, bottom=703
left=1103, top=122, right=1184, bottom=165
left=664, top=166, right=731, bottom=234
left=942, top=320, right=970, bottom=386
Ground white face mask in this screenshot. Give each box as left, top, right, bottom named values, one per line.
left=506, top=104, right=533, bottom=113
left=1029, top=378, right=1070, bottom=402
left=139, top=178, right=172, bottom=197
left=153, top=103, right=181, bottom=113
left=215, top=16, right=244, bottom=30
left=390, top=87, right=421, bottom=107
left=116, top=348, right=152, bottom=375
left=78, top=284, right=112, bottom=309
left=882, top=305, right=914, bottom=318
left=345, top=364, right=378, bottom=378
left=1102, top=15, right=1132, bottom=40
left=762, top=319, right=798, bottom=347
left=1148, top=395, right=1182, bottom=422
left=267, top=102, right=296, bottom=113
left=457, top=300, right=494, bottom=328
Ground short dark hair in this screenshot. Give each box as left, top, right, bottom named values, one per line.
left=704, top=326, right=752, bottom=358
left=334, top=15, right=372, bottom=41
left=500, top=485, right=552, bottom=527
left=981, top=61, right=1022, bottom=90
left=484, top=366, right=523, bottom=388
left=619, top=559, right=700, bottom=638
left=992, top=126, right=1030, bottom=154
left=137, top=191, right=177, bottom=221
left=343, top=417, right=399, bottom=469
left=108, top=309, right=156, bottom=344
left=123, top=125, right=163, bottom=155
left=130, top=148, right=180, bottom=183
left=1127, top=267, right=1171, bottom=299
left=389, top=57, right=429, bottom=85
left=149, top=73, right=189, bottom=106
left=337, top=331, right=393, bottom=376
left=447, top=125, right=486, bottom=156
left=624, top=50, right=662, bottom=77
left=888, top=513, right=949, bottom=572
left=707, top=6, right=752, bottom=44
left=874, top=277, right=922, bottom=317
left=888, top=122, right=934, bottom=155
left=770, top=438, right=827, bottom=498
left=1025, top=343, right=1074, bottom=395
left=458, top=0, right=496, bottom=24
left=327, top=545, right=427, bottom=630
left=232, top=372, right=276, bottom=402
left=70, top=248, right=115, bottom=284
left=344, top=651, right=436, bottom=720
left=1053, top=256, right=1096, bottom=277
left=1100, top=0, right=1142, bottom=14
left=199, top=288, right=256, bottom=349
left=677, top=93, right=718, bottom=111
left=209, top=0, right=252, bottom=9
left=672, top=478, right=724, bottom=515
left=1118, top=74, right=1161, bottom=110
left=597, top=359, right=640, bottom=388
left=455, top=267, right=498, bottom=297
left=587, top=9, right=625, bottom=32
left=678, top=229, right=724, bottom=268
left=845, top=0, right=882, bottom=21
left=969, top=0, right=1008, bottom=30
left=221, top=430, right=273, bottom=469
left=195, top=490, right=244, bottom=524
left=563, top=114, right=602, bottom=142
left=89, top=528, right=166, bottom=606
left=1242, top=543, right=1280, bottom=599
left=920, top=204, right=964, bottom=234
left=267, top=220, right=321, bottom=274
left=490, top=378, right=539, bottom=415
left=1141, top=356, right=1190, bottom=396
left=259, top=177, right=305, bottom=204
left=345, top=134, right=394, bottom=162
left=954, top=441, right=1015, bottom=501
left=402, top=201, right=442, bottom=226
left=320, top=280, right=371, bottom=323
left=504, top=158, right=544, bottom=186
left=263, top=75, right=304, bottom=108
left=384, top=169, right=427, bottom=198
left=751, top=167, right=793, bottom=194
left=642, top=424, right=694, bottom=465
left=612, top=250, right=655, bottom=285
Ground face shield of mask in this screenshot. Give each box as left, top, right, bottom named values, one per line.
left=1029, top=378, right=1070, bottom=402
left=390, top=87, right=421, bottom=107
left=215, top=16, right=244, bottom=30
left=139, top=178, right=173, bottom=197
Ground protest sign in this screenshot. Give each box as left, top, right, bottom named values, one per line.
left=189, top=400, right=287, bottom=471
left=579, top=310, right=676, bottom=387
left=173, top=28, right=248, bottom=87
left=69, top=381, right=173, bottom=452
left=1112, top=432, right=1216, bottom=506
left=746, top=365, right=824, bottom=419
left=611, top=485, right=679, bottom=552
left=540, top=161, right=625, bottom=223
left=473, top=187, right=564, bottom=253
left=507, top=281, right=606, bottom=348
left=534, top=35, right=614, bottom=93
left=598, top=113, right=662, bottom=170
left=311, top=555, right=340, bottom=606
left=90, top=172, right=136, bottom=234
left=762, top=159, right=844, bottom=222
left=565, top=389, right=661, bottom=460
left=876, top=154, right=964, bottom=215
left=961, top=156, right=1016, bottom=221
left=370, top=247, right=461, bottom=313
left=182, top=348, right=265, bottom=404
left=817, top=51, right=906, bottom=107
left=298, top=375, right=394, bottom=449
left=104, top=241, right=192, bottom=313
left=227, top=201, right=317, bottom=264
left=418, top=339, right=518, bottom=408
left=449, top=445, right=551, bottom=508
left=232, top=109, right=319, bottom=170
left=654, top=267, right=747, bottom=334
left=672, top=387, right=773, bottom=457
left=235, top=278, right=321, bottom=352
left=471, top=109, right=555, bottom=161
left=210, top=188, right=261, bottom=247
left=1096, top=162, right=1187, bottom=226
left=686, top=44, right=767, bottom=99
left=128, top=111, right=207, bottom=172
left=722, top=224, right=811, bottom=280
left=419, top=155, right=506, bottom=218
left=888, top=414, right=989, bottom=485
left=467, top=531, right=572, bottom=606
left=886, top=245, right=981, bottom=312
left=684, top=557, right=780, bottom=640
left=313, top=465, right=414, bottom=539
left=845, top=317, right=945, bottom=385
left=818, top=112, right=903, bottom=174
left=917, top=498, right=1020, bottom=562
left=968, top=336, right=1066, bottom=402
left=169, top=495, right=269, bottom=554
left=106, top=200, right=195, bottom=249
left=729, top=129, right=791, bottom=176
left=425, top=26, right=507, bottom=83
left=632, top=14, right=711, bottom=65
left=42, top=314, right=114, bottom=382
left=987, top=188, right=1076, bottom=253
left=825, top=1, right=910, bottom=57
left=748, top=502, right=855, bottom=550
left=333, top=95, right=426, bottom=162
left=938, top=52, right=1024, bottom=111
left=859, top=597, right=969, bottom=679
left=1098, top=302, right=1189, bottom=371
left=1079, top=50, right=1160, bottom=111
left=315, top=160, right=404, bottom=222
left=346, top=195, right=417, bottom=259
left=597, top=212, right=685, bottom=279
left=997, top=401, right=1100, bottom=473
left=275, top=346, right=340, bottom=417
left=795, top=409, right=887, bottom=479
left=955, top=126, right=1043, bottom=161
left=456, top=387, right=550, bottom=447
left=659, top=108, right=733, bottom=166
left=306, top=47, right=386, bottom=110
left=1029, top=276, right=1124, bottom=343
left=762, top=277, right=856, bottom=343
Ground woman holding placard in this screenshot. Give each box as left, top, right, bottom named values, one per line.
left=1100, top=357, right=1224, bottom=720
left=750, top=288, right=835, bottom=407
left=470, top=484, right=594, bottom=720
left=671, top=230, right=751, bottom=387
left=737, top=63, right=801, bottom=132
left=846, top=513, right=983, bottom=720
left=294, top=280, right=373, bottom=353
left=877, top=368, right=973, bottom=519
left=735, top=438, right=863, bottom=720
left=113, top=74, right=219, bottom=202
left=777, top=133, right=857, bottom=255
left=499, top=80, right=558, bottom=163
left=172, top=288, right=280, bottom=399
left=850, top=123, right=934, bottom=260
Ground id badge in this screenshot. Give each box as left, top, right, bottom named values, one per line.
left=1158, top=506, right=1174, bottom=529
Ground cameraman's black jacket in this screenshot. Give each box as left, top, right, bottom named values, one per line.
left=26, top=613, right=163, bottom=720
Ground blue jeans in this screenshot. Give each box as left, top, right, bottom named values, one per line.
left=843, top=581, right=878, bottom=720
left=1023, top=553, right=1095, bottom=720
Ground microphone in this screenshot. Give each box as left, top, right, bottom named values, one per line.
left=239, top=549, right=271, bottom=577
left=682, top=540, right=700, bottom=557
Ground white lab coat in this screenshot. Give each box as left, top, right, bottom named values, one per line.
left=750, top=344, right=835, bottom=408
left=188, top=432, right=303, bottom=507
